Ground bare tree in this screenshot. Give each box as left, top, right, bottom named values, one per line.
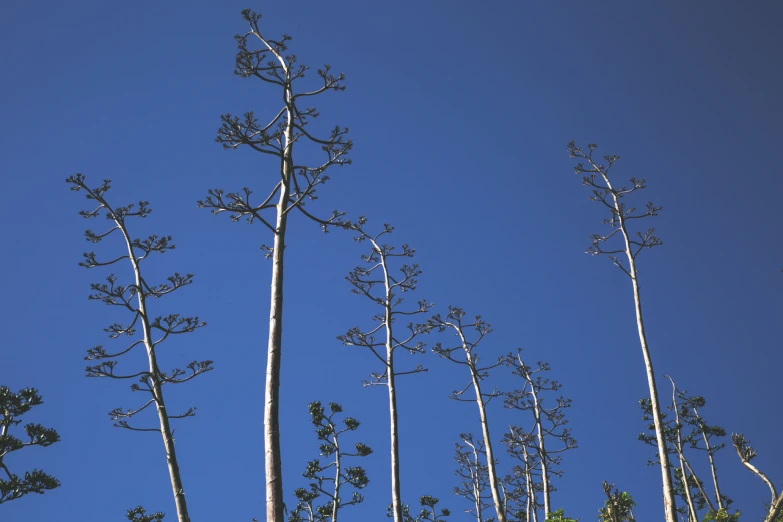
left=453, top=433, right=494, bottom=522
left=428, top=308, right=507, bottom=522
left=640, top=377, right=736, bottom=522
left=504, top=351, right=576, bottom=519
left=68, top=175, right=211, bottom=522
left=338, top=218, right=430, bottom=522
left=197, top=10, right=351, bottom=521
left=0, top=386, right=60, bottom=505
left=503, top=426, right=544, bottom=522
left=567, top=142, right=677, bottom=522
left=639, top=382, right=700, bottom=521
left=731, top=434, right=783, bottom=522
left=679, top=395, right=731, bottom=513
left=288, top=401, right=372, bottom=522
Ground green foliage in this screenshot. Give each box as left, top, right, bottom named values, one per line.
left=701, top=508, right=741, bottom=522
left=597, top=482, right=635, bottom=522
left=0, top=386, right=60, bottom=504
left=126, top=506, right=165, bottom=522
left=387, top=496, right=450, bottom=522
left=415, top=496, right=451, bottom=521
left=544, top=508, right=577, bottom=522
left=288, top=401, right=372, bottom=522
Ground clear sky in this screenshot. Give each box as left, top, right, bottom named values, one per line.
left=1, top=1, right=782, bottom=521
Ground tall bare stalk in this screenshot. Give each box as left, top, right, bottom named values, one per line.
left=568, top=142, right=677, bottom=522
left=679, top=394, right=728, bottom=511
left=505, top=351, right=576, bottom=519
left=198, top=10, right=351, bottom=521
left=453, top=433, right=493, bottom=522
left=428, top=307, right=507, bottom=522
left=731, top=434, right=783, bottom=522
left=338, top=219, right=430, bottom=522
left=69, top=175, right=211, bottom=522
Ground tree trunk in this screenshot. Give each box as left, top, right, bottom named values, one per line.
left=388, top=362, right=403, bottom=522
left=332, top=427, right=341, bottom=522
left=607, top=184, right=678, bottom=522
left=265, top=169, right=290, bottom=522
left=467, top=440, right=483, bottom=522
left=125, top=231, right=190, bottom=522
left=151, top=370, right=190, bottom=522
left=693, top=409, right=724, bottom=510
left=669, top=379, right=698, bottom=521
left=265, top=102, right=293, bottom=522
left=382, top=249, right=404, bottom=522
left=523, top=444, right=537, bottom=522
left=625, top=250, right=678, bottom=522
left=528, top=378, right=550, bottom=517
left=464, top=358, right=506, bottom=522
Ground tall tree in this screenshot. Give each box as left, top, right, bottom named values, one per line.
left=338, top=218, right=430, bottom=522
left=567, top=142, right=677, bottom=522
left=68, top=175, right=211, bottom=522
left=0, top=386, right=60, bottom=505
left=428, top=307, right=507, bottom=522
left=198, top=10, right=351, bottom=521
left=505, top=351, right=576, bottom=519
left=288, top=401, right=372, bottom=522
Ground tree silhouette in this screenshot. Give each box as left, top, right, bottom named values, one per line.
left=198, top=10, right=351, bottom=520
left=428, top=307, right=507, bottom=522
left=568, top=141, right=677, bottom=522
left=288, top=401, right=372, bottom=522
left=505, top=351, right=576, bottom=519
left=68, top=174, right=210, bottom=522
left=453, top=433, right=494, bottom=522
left=338, top=218, right=430, bottom=522
left=0, top=386, right=60, bottom=505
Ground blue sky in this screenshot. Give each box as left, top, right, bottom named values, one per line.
left=2, top=1, right=782, bottom=520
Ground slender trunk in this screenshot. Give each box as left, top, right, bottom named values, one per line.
left=265, top=100, right=293, bottom=522
left=693, top=409, right=724, bottom=510
left=387, top=345, right=403, bottom=522
left=123, top=227, right=190, bottom=522
left=605, top=180, right=677, bottom=522
left=736, top=453, right=781, bottom=522
left=682, top=458, right=715, bottom=514
left=468, top=441, right=482, bottom=522
left=669, top=380, right=697, bottom=521
left=625, top=249, right=677, bottom=522
left=523, top=444, right=537, bottom=522
left=380, top=248, right=403, bottom=522
left=678, top=460, right=698, bottom=521
left=456, top=331, right=506, bottom=522
left=766, top=495, right=783, bottom=522
left=150, top=364, right=190, bottom=522
left=528, top=379, right=550, bottom=517
left=332, top=427, right=341, bottom=522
